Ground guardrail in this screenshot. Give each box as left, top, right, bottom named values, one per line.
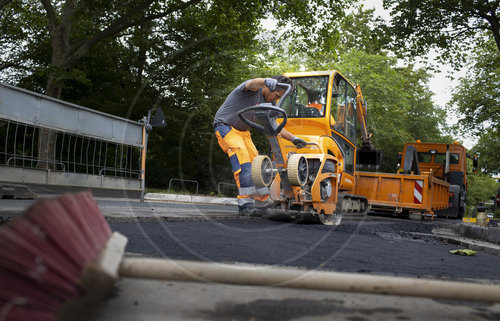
left=217, top=182, right=237, bottom=196
left=0, top=82, right=145, bottom=194
left=6, top=156, right=67, bottom=171
left=168, top=178, right=199, bottom=195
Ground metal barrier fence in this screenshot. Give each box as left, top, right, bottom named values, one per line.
left=168, top=178, right=199, bottom=194
left=217, top=182, right=237, bottom=196
left=1, top=120, right=141, bottom=178
left=0, top=82, right=145, bottom=192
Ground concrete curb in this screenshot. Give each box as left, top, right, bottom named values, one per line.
left=459, top=223, right=500, bottom=244
left=145, top=193, right=238, bottom=206
left=432, top=227, right=500, bottom=256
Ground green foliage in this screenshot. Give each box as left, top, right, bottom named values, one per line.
left=1, top=0, right=351, bottom=93
left=466, top=173, right=500, bottom=206
left=3, top=1, right=489, bottom=193
left=383, top=0, right=500, bottom=67
left=450, top=38, right=500, bottom=174
left=232, top=7, right=452, bottom=173
left=294, top=45, right=448, bottom=171
left=451, top=39, right=500, bottom=132
left=0, top=1, right=49, bottom=85
left=1, top=0, right=352, bottom=192
left=470, top=128, right=500, bottom=174
left=338, top=7, right=391, bottom=55
left=277, top=7, right=450, bottom=171
left=335, top=51, right=448, bottom=171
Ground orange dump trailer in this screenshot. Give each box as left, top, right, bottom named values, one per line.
left=355, top=171, right=450, bottom=217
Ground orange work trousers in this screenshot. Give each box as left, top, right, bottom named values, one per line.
left=215, top=124, right=269, bottom=209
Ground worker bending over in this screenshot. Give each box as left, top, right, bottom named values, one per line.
left=213, top=76, right=306, bottom=216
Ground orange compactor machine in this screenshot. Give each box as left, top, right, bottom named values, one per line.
left=238, top=70, right=382, bottom=225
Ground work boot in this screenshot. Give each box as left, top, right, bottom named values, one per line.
left=238, top=207, right=265, bottom=217
left=255, top=198, right=273, bottom=210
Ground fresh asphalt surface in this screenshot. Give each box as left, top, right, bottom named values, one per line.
left=4, top=184, right=500, bottom=320
left=110, top=216, right=500, bottom=282
left=1, top=182, right=499, bottom=282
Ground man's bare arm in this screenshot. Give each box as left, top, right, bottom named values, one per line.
left=244, top=78, right=267, bottom=91
left=279, top=127, right=295, bottom=141
left=276, top=124, right=307, bottom=148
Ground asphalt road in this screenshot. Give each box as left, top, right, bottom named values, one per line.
left=110, top=216, right=500, bottom=282
left=3, top=187, right=500, bottom=321
left=2, top=185, right=498, bottom=283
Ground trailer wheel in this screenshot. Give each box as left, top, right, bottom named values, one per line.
left=288, top=154, right=308, bottom=186
left=251, top=155, right=274, bottom=187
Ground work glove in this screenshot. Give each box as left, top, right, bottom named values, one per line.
left=264, top=78, right=278, bottom=91
left=292, top=136, right=307, bottom=149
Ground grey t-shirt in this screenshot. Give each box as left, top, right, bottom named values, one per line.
left=213, top=81, right=265, bottom=131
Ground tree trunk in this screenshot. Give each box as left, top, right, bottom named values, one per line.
left=491, top=18, right=500, bottom=53
left=37, top=128, right=58, bottom=170
left=36, top=0, right=67, bottom=170
left=36, top=76, right=62, bottom=170
left=45, top=74, right=62, bottom=99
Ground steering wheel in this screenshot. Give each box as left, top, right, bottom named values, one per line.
left=237, top=105, right=287, bottom=136
left=237, top=83, right=291, bottom=136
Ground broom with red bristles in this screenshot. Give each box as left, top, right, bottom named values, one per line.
left=2, top=192, right=500, bottom=321
left=0, top=192, right=115, bottom=321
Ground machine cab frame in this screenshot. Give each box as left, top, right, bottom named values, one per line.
left=280, top=71, right=364, bottom=192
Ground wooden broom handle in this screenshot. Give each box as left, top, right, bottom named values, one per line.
left=119, top=257, right=500, bottom=303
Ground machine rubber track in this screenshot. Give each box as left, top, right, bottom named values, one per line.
left=336, top=193, right=369, bottom=216
left=265, top=194, right=368, bottom=225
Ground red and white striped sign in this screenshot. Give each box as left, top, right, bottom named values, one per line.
left=414, top=180, right=423, bottom=204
